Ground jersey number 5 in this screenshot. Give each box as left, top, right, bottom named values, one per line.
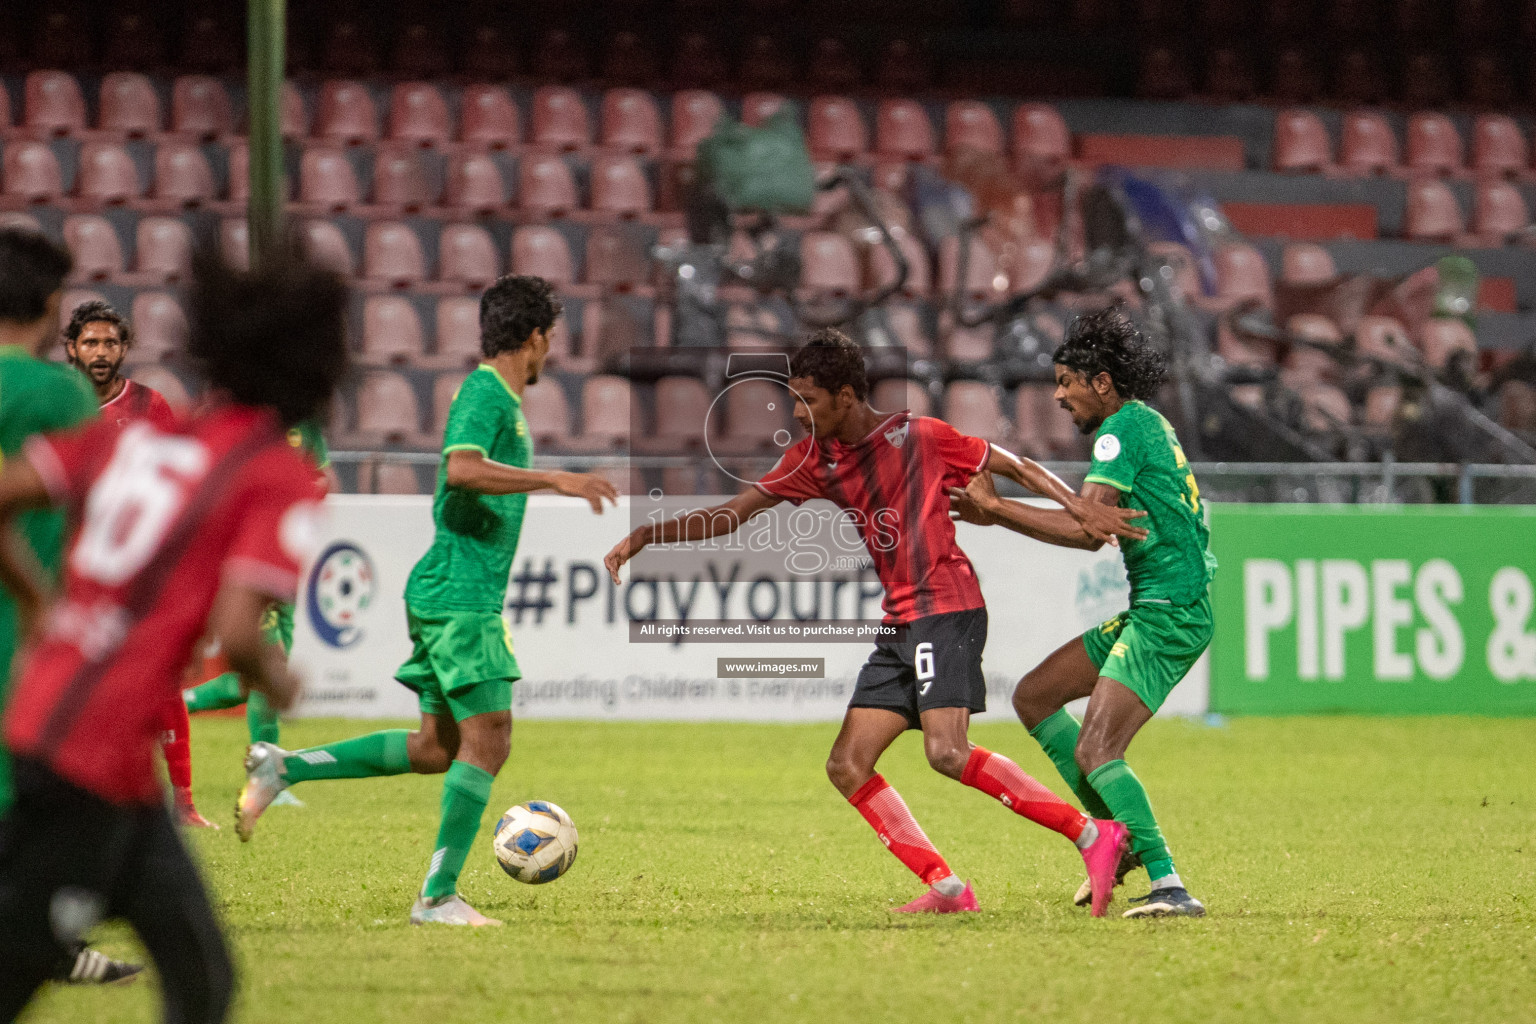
left=916, top=641, right=935, bottom=695
left=72, top=427, right=210, bottom=586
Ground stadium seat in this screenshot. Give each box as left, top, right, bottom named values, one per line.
left=602, top=31, right=659, bottom=85
left=1402, top=52, right=1453, bottom=109
left=520, top=379, right=574, bottom=448
left=1204, top=47, right=1257, bottom=100
left=872, top=378, right=932, bottom=417
left=371, top=147, right=436, bottom=211
left=76, top=143, right=143, bottom=205
left=585, top=226, right=651, bottom=290
left=102, top=11, right=165, bottom=69
left=883, top=303, right=933, bottom=357
left=1339, top=111, right=1400, bottom=175
left=875, top=100, right=937, bottom=160
left=353, top=370, right=424, bottom=445
left=1138, top=43, right=1194, bottom=99
left=869, top=232, right=933, bottom=297
left=531, top=86, right=592, bottom=152
left=945, top=101, right=1004, bottom=156
left=600, top=89, right=663, bottom=155
left=443, top=152, right=508, bottom=213
left=315, top=80, right=379, bottom=144
left=24, top=71, right=86, bottom=136
left=511, top=226, right=577, bottom=286
left=224, top=140, right=250, bottom=204
left=361, top=461, right=422, bottom=495
left=298, top=220, right=355, bottom=277
left=388, top=82, right=451, bottom=148
left=944, top=321, right=994, bottom=363
left=97, top=73, right=162, bottom=138
left=282, top=83, right=308, bottom=139
left=1419, top=317, right=1478, bottom=372
left=130, top=292, right=188, bottom=361
left=737, top=95, right=785, bottom=131
left=459, top=86, right=520, bottom=149
left=942, top=381, right=1011, bottom=444
left=152, top=142, right=217, bottom=208
left=361, top=296, right=425, bottom=365
left=531, top=28, right=590, bottom=82
left=518, top=155, right=579, bottom=217
left=876, top=39, right=933, bottom=93
left=1271, top=48, right=1323, bottom=104
left=392, top=23, right=449, bottom=79
left=1272, top=109, right=1333, bottom=173
left=62, top=215, right=124, bottom=282
left=651, top=376, right=710, bottom=447
left=179, top=13, right=240, bottom=75
left=433, top=299, right=482, bottom=367
left=0, top=211, right=41, bottom=235
left=1498, top=379, right=1536, bottom=433
left=0, top=81, right=10, bottom=129
left=1360, top=384, right=1402, bottom=427
left=1403, top=179, right=1465, bottom=241
left=57, top=290, right=108, bottom=340
left=3, top=142, right=64, bottom=202
left=1404, top=113, right=1464, bottom=176
left=739, top=35, right=795, bottom=91
left=463, top=26, right=518, bottom=80
left=439, top=224, right=500, bottom=290
left=589, top=156, right=653, bottom=218
left=1471, top=115, right=1528, bottom=177
left=720, top=377, right=789, bottom=451
left=1355, top=315, right=1417, bottom=367
left=808, top=96, right=869, bottom=160
left=126, top=366, right=189, bottom=411
left=1293, top=384, right=1353, bottom=432
left=669, top=91, right=725, bottom=156
left=1282, top=315, right=1343, bottom=390
left=1464, top=49, right=1515, bottom=108
left=431, top=370, right=471, bottom=430
left=299, top=147, right=362, bottom=211
left=1018, top=383, right=1081, bottom=457
left=219, top=218, right=249, bottom=269
left=135, top=216, right=193, bottom=283
left=1280, top=243, right=1338, bottom=285
left=1214, top=241, right=1273, bottom=307
left=671, top=33, right=729, bottom=91
left=807, top=37, right=863, bottom=91
left=574, top=375, right=632, bottom=449
left=1472, top=180, right=1530, bottom=243
left=937, top=235, right=1002, bottom=299
left=322, top=20, right=380, bottom=77
left=170, top=76, right=234, bottom=139
left=362, top=222, right=428, bottom=288
left=800, top=232, right=860, bottom=296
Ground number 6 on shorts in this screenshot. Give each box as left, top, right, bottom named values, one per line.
left=915, top=641, right=935, bottom=695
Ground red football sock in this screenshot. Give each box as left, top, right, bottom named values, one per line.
left=848, top=774, right=952, bottom=886
left=159, top=696, right=194, bottom=794
left=962, top=747, right=1087, bottom=842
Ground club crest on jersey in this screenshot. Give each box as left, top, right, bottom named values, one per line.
left=1094, top=434, right=1122, bottom=461
left=883, top=421, right=910, bottom=449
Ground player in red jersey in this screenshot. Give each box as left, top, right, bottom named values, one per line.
left=0, top=251, right=346, bottom=1023
left=605, top=330, right=1146, bottom=914
left=63, top=298, right=216, bottom=828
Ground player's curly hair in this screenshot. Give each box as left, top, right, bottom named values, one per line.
left=1053, top=308, right=1168, bottom=401
left=789, top=328, right=869, bottom=399
left=187, top=246, right=348, bottom=428
left=64, top=299, right=132, bottom=347
left=480, top=274, right=564, bottom=358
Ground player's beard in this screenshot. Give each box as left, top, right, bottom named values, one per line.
left=79, top=356, right=124, bottom=388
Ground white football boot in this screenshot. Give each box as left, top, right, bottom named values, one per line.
left=235, top=742, right=291, bottom=841
left=409, top=894, right=503, bottom=927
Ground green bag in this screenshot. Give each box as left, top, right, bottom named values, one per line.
left=696, top=108, right=815, bottom=215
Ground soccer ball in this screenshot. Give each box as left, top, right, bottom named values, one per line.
left=492, top=801, right=578, bottom=884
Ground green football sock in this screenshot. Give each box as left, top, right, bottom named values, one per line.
left=246, top=691, right=280, bottom=746
left=420, top=761, right=495, bottom=901
left=281, top=729, right=412, bottom=784
left=1087, top=759, right=1175, bottom=881
left=1029, top=709, right=1114, bottom=820
left=183, top=671, right=246, bottom=714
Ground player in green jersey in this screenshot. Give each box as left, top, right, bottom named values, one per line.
left=235, top=275, right=618, bottom=926
left=950, top=309, right=1216, bottom=919
left=0, top=228, right=143, bottom=984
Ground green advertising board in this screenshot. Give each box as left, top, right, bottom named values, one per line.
left=1208, top=504, right=1536, bottom=714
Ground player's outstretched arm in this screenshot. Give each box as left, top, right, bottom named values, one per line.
left=604, top=486, right=781, bottom=584
left=0, top=458, right=59, bottom=637
left=209, top=582, right=300, bottom=712
left=981, top=444, right=1146, bottom=543
left=445, top=449, right=619, bottom=513
left=949, top=471, right=1124, bottom=552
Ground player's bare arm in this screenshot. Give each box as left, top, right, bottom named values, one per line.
left=604, top=486, right=781, bottom=584
left=445, top=449, right=619, bottom=513
left=950, top=471, right=1127, bottom=552
left=0, top=457, right=58, bottom=637
left=982, top=445, right=1146, bottom=543
left=209, top=583, right=300, bottom=712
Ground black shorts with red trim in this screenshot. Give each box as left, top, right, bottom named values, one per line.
left=849, top=607, right=988, bottom=730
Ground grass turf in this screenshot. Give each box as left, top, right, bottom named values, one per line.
left=22, top=715, right=1536, bottom=1024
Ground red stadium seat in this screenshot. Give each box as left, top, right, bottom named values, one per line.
left=1471, top=115, right=1528, bottom=178
left=443, top=153, right=508, bottom=213
left=439, top=224, right=500, bottom=289
left=24, top=71, right=86, bottom=136
left=944, top=321, right=994, bottom=362
left=943, top=381, right=1011, bottom=444
left=362, top=222, right=428, bottom=288
left=520, top=380, right=574, bottom=448
left=1333, top=49, right=1387, bottom=105
left=1401, top=53, right=1453, bottom=109
left=800, top=232, right=860, bottom=295
left=98, top=73, right=162, bottom=138
left=945, top=101, right=1003, bottom=156
left=371, top=147, right=436, bottom=211
left=511, top=225, right=576, bottom=285
left=872, top=378, right=932, bottom=418
left=585, top=226, right=651, bottom=289
left=297, top=220, right=355, bottom=277
left=740, top=93, right=787, bottom=128
left=103, top=11, right=165, bottom=69
left=808, top=96, right=869, bottom=160
left=76, top=143, right=143, bottom=205
left=652, top=376, right=710, bottom=445
left=1271, top=48, right=1323, bottom=104
left=459, top=85, right=521, bottom=149
left=602, top=32, right=659, bottom=85
left=1463, top=49, right=1515, bottom=108
left=883, top=303, right=933, bottom=357
left=354, top=370, right=423, bottom=444
left=179, top=13, right=240, bottom=74
left=135, top=216, right=193, bottom=282
left=739, top=36, right=795, bottom=91
left=464, top=26, right=518, bottom=80
left=1472, top=180, right=1529, bottom=243
left=531, top=86, right=592, bottom=152
left=1280, top=243, right=1338, bottom=285
left=875, top=100, right=936, bottom=160
left=1017, top=384, right=1081, bottom=457
left=298, top=147, right=362, bottom=211
left=1012, top=103, right=1072, bottom=166
left=1293, top=384, right=1352, bottom=432
left=721, top=377, right=790, bottom=450
left=392, top=23, right=448, bottom=78
left=0, top=83, right=10, bottom=130
left=807, top=37, right=863, bottom=91
left=58, top=290, right=108, bottom=342
left=1403, top=179, right=1465, bottom=241
left=314, top=80, right=379, bottom=144
left=1138, top=44, right=1194, bottom=99
left=937, top=235, right=1002, bottom=299
left=1419, top=318, right=1478, bottom=372
left=361, top=297, right=425, bottom=365
left=3, top=142, right=64, bottom=202
left=1361, top=385, right=1403, bottom=427
left=130, top=292, right=188, bottom=362
left=1339, top=110, right=1400, bottom=175
left=671, top=33, right=729, bottom=90
left=282, top=82, right=308, bottom=140
left=669, top=91, right=724, bottom=156
left=1355, top=315, right=1417, bottom=367
left=434, top=300, right=482, bottom=366
left=1404, top=113, right=1464, bottom=177
left=600, top=89, right=663, bottom=155
left=876, top=39, right=933, bottom=93
left=1214, top=241, right=1273, bottom=307
left=869, top=233, right=933, bottom=297
left=1272, top=109, right=1333, bottom=173
left=170, top=76, right=233, bottom=139
left=430, top=371, right=470, bottom=430
left=531, top=28, right=590, bottom=82
left=589, top=156, right=652, bottom=217
left=359, top=461, right=422, bottom=495
left=322, top=19, right=380, bottom=77
left=225, top=140, right=250, bottom=204
left=1204, top=47, right=1257, bottom=100
left=518, top=155, right=579, bottom=216
left=575, top=375, right=632, bottom=448
left=62, top=215, right=124, bottom=281
left=219, top=219, right=249, bottom=270
left=388, top=82, right=451, bottom=148
left=152, top=142, right=217, bottom=208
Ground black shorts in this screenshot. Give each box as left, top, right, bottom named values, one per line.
left=849, top=607, right=988, bottom=729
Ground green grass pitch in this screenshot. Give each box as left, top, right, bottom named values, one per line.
left=23, top=715, right=1536, bottom=1024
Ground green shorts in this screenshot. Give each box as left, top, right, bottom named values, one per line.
left=394, top=605, right=520, bottom=722
left=1081, top=594, right=1213, bottom=713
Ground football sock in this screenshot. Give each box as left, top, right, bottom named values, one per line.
left=931, top=874, right=966, bottom=898
left=1028, top=709, right=1115, bottom=821
left=421, top=761, right=495, bottom=901
left=182, top=672, right=245, bottom=714
left=961, top=746, right=1088, bottom=842
left=847, top=774, right=952, bottom=887
left=1151, top=872, right=1184, bottom=892
left=1086, top=759, right=1176, bottom=881
left=161, top=699, right=193, bottom=792
left=281, top=729, right=412, bottom=784
left=246, top=691, right=280, bottom=746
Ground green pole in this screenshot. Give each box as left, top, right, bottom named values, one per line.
left=247, top=0, right=286, bottom=268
